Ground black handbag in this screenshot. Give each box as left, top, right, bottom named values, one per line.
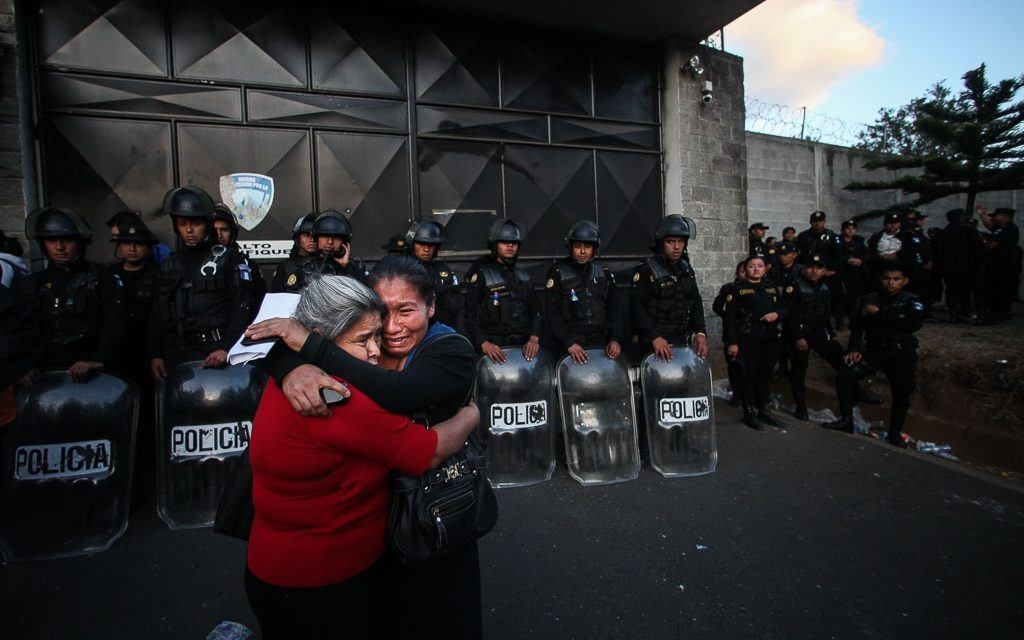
left=214, top=448, right=254, bottom=541
left=386, top=438, right=498, bottom=564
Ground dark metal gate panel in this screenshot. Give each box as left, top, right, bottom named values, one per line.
left=310, top=8, right=407, bottom=97
left=42, top=115, right=173, bottom=240
left=176, top=124, right=313, bottom=242
left=592, top=50, right=658, bottom=123
left=414, top=24, right=500, bottom=107
left=246, top=90, right=407, bottom=132
left=501, top=37, right=593, bottom=116
left=596, top=150, right=663, bottom=255
left=316, top=132, right=411, bottom=256
left=503, top=145, right=596, bottom=257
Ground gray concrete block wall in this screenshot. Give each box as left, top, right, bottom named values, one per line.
left=0, top=0, right=26, bottom=253
left=662, top=43, right=748, bottom=342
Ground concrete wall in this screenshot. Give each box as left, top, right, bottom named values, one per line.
left=0, top=0, right=27, bottom=252
left=662, top=43, right=748, bottom=338
left=746, top=131, right=1023, bottom=235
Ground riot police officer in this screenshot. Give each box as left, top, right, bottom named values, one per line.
left=631, top=214, right=708, bottom=362
left=767, top=242, right=802, bottom=290
left=824, top=263, right=924, bottom=447
left=112, top=222, right=159, bottom=372
left=213, top=203, right=266, bottom=302
left=933, top=208, right=986, bottom=323
left=838, top=219, right=868, bottom=329
left=311, top=209, right=371, bottom=281
left=713, top=259, right=747, bottom=407
left=978, top=205, right=1019, bottom=321
left=405, top=219, right=461, bottom=328
left=748, top=222, right=770, bottom=260
left=785, top=254, right=844, bottom=421
left=723, top=255, right=786, bottom=430
left=544, top=220, right=625, bottom=364
left=465, top=219, right=542, bottom=363
left=796, top=211, right=842, bottom=317
left=20, top=207, right=125, bottom=383
left=149, top=187, right=258, bottom=379
left=270, top=212, right=318, bottom=293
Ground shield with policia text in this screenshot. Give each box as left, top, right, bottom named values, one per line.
left=640, top=347, right=717, bottom=477
left=1, top=372, right=138, bottom=561
left=156, top=362, right=267, bottom=529
left=219, top=173, right=274, bottom=231
left=474, top=349, right=556, bottom=488
left=556, top=350, right=640, bottom=485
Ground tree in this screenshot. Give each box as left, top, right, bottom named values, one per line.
left=846, top=64, right=1024, bottom=216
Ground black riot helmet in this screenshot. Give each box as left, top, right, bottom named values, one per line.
left=163, top=186, right=215, bottom=221
left=32, top=207, right=87, bottom=240
left=405, top=219, right=445, bottom=246
left=292, top=212, right=318, bottom=238
left=565, top=220, right=600, bottom=249
left=313, top=209, right=352, bottom=239
left=487, top=218, right=524, bottom=244
left=212, top=203, right=239, bottom=245
left=653, top=214, right=693, bottom=244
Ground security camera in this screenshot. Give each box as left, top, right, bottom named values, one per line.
left=701, top=80, right=713, bottom=104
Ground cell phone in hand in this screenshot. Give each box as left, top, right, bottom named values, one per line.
left=241, top=335, right=277, bottom=347
left=321, top=386, right=348, bottom=406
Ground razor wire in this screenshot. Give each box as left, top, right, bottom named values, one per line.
left=745, top=97, right=868, bottom=147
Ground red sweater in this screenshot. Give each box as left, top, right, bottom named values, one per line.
left=246, top=378, right=437, bottom=587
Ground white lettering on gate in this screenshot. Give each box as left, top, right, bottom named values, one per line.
left=14, top=439, right=113, bottom=480
left=238, top=240, right=292, bottom=261
left=170, top=422, right=252, bottom=460
left=657, top=396, right=711, bottom=426
left=489, top=401, right=547, bottom=432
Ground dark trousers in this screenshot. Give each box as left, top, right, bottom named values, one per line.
left=827, top=274, right=845, bottom=321
left=837, top=348, right=917, bottom=440
left=787, top=333, right=844, bottom=408
left=839, top=272, right=865, bottom=322
left=943, top=273, right=973, bottom=320
left=376, top=541, right=483, bottom=640
left=724, top=346, right=742, bottom=398
left=988, top=269, right=1015, bottom=319
left=735, top=334, right=780, bottom=410
left=245, top=562, right=379, bottom=640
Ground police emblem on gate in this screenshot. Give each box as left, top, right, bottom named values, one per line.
left=219, top=173, right=275, bottom=231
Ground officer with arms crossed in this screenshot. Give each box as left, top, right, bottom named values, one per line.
left=824, top=262, right=924, bottom=446
left=270, top=212, right=318, bottom=293
left=544, top=220, right=626, bottom=364
left=404, top=219, right=461, bottom=328
left=631, top=214, right=709, bottom=363
left=464, top=219, right=542, bottom=364
left=149, top=187, right=258, bottom=380
left=311, top=210, right=371, bottom=281
left=20, top=207, right=125, bottom=384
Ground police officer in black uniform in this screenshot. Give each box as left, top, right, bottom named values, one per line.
left=933, top=208, right=986, bottom=323
left=149, top=187, right=258, bottom=379
left=713, top=259, right=747, bottom=407
left=785, top=254, right=844, bottom=421
left=311, top=210, right=371, bottom=281
left=978, top=205, right=1020, bottom=321
left=768, top=241, right=802, bottom=289
left=270, top=212, right=318, bottom=293
left=796, top=210, right=842, bottom=316
left=724, top=255, right=786, bottom=430
left=866, top=212, right=913, bottom=287
left=631, top=214, right=709, bottom=363
left=213, top=203, right=266, bottom=302
left=900, top=209, right=934, bottom=315
left=405, top=219, right=461, bottom=328
left=748, top=222, right=770, bottom=260
left=837, top=219, right=869, bottom=329
left=544, top=220, right=625, bottom=364
left=824, top=262, right=924, bottom=447
left=465, top=219, right=542, bottom=364
left=20, top=207, right=125, bottom=383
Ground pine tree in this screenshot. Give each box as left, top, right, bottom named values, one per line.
left=846, top=64, right=1024, bottom=215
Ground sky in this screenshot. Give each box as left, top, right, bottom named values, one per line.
left=726, top=0, right=1024, bottom=132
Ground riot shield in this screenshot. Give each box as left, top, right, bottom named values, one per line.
left=1, top=372, right=138, bottom=561
left=156, top=362, right=266, bottom=529
left=557, top=350, right=640, bottom=485
left=474, top=349, right=556, bottom=488
left=640, top=347, right=717, bottom=477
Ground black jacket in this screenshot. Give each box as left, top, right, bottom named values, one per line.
left=848, top=290, right=924, bottom=352
left=630, top=254, right=706, bottom=343
left=464, top=256, right=541, bottom=348
left=544, top=257, right=625, bottom=350
left=723, top=280, right=786, bottom=345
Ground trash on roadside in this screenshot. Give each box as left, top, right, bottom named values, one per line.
left=207, top=621, right=252, bottom=640
left=916, top=441, right=959, bottom=461
left=695, top=544, right=708, bottom=551
left=711, top=379, right=733, bottom=400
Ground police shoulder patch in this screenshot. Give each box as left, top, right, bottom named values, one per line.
left=113, top=274, right=124, bottom=287
left=440, top=271, right=449, bottom=277
left=632, top=272, right=640, bottom=283
left=469, top=273, right=478, bottom=283
left=726, top=293, right=733, bottom=302
left=545, top=278, right=555, bottom=289
left=785, top=285, right=793, bottom=293
left=912, top=301, right=925, bottom=312
left=286, top=273, right=298, bottom=287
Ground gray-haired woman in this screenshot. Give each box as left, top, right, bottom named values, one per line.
left=244, top=275, right=479, bottom=640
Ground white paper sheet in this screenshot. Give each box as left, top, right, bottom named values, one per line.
left=227, top=293, right=301, bottom=365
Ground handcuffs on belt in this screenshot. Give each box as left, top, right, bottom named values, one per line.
left=200, top=245, right=227, bottom=276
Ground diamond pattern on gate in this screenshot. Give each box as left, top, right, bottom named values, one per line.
left=172, top=2, right=307, bottom=87
left=38, top=0, right=167, bottom=76
left=596, top=151, right=662, bottom=254
left=593, top=51, right=657, bottom=123
left=41, top=73, right=241, bottom=120
left=247, top=91, right=406, bottom=131
left=550, top=118, right=658, bottom=150
left=502, top=39, right=592, bottom=115
left=415, top=25, right=499, bottom=106
left=417, top=140, right=504, bottom=218
left=310, top=9, right=406, bottom=96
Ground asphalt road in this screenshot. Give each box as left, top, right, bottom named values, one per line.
left=3, top=399, right=1023, bottom=639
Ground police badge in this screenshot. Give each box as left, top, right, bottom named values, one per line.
left=219, top=173, right=275, bottom=231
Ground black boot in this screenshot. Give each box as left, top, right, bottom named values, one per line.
left=758, top=407, right=785, bottom=428
left=743, top=406, right=764, bottom=431
left=794, top=404, right=809, bottom=421
left=822, top=416, right=854, bottom=432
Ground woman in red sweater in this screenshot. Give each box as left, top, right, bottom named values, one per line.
left=245, top=275, right=479, bottom=639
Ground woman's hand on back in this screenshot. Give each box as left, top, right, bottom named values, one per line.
left=282, top=364, right=351, bottom=417
left=245, top=317, right=312, bottom=352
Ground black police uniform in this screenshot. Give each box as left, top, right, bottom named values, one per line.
left=421, top=259, right=461, bottom=328
left=24, top=258, right=126, bottom=372
left=630, top=254, right=706, bottom=348
left=723, top=280, right=786, bottom=426
left=785, top=268, right=844, bottom=418
left=544, top=257, right=624, bottom=351
left=831, top=289, right=924, bottom=445
left=464, top=256, right=541, bottom=350
left=148, top=241, right=258, bottom=368
left=712, top=278, right=743, bottom=406
left=838, top=233, right=869, bottom=324
left=270, top=254, right=318, bottom=293
left=315, top=254, right=371, bottom=281
left=902, top=224, right=934, bottom=311
left=932, top=212, right=986, bottom=322
left=985, top=217, right=1019, bottom=320
left=796, top=226, right=842, bottom=316
left=866, top=227, right=914, bottom=285
left=749, top=235, right=769, bottom=260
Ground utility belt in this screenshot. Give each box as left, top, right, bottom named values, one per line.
left=183, top=328, right=224, bottom=346
left=867, top=337, right=917, bottom=352
left=486, top=333, right=528, bottom=348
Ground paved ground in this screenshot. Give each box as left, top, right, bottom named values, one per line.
left=3, top=399, right=1023, bottom=639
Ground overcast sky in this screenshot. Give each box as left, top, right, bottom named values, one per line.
left=726, top=0, right=1024, bottom=128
